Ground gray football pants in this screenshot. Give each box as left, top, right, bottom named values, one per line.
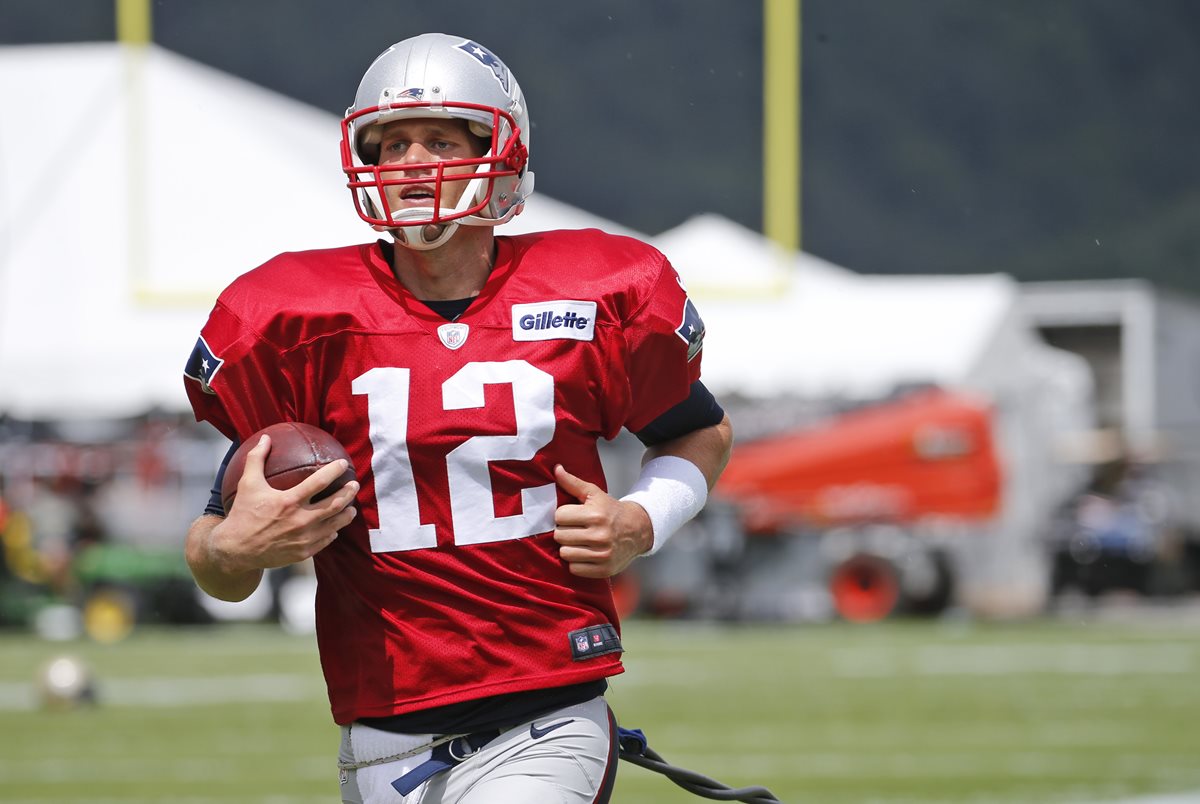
left=338, top=695, right=618, bottom=803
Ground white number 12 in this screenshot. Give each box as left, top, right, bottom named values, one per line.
left=351, top=360, right=556, bottom=554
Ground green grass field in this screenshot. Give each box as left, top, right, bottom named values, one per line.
left=2, top=615, right=1199, bottom=803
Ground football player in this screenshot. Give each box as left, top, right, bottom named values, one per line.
left=183, top=33, right=732, bottom=804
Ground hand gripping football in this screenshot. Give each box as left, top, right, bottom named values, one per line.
left=220, top=422, right=357, bottom=516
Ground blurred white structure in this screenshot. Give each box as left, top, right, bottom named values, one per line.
left=1020, top=280, right=1200, bottom=566
left=659, top=214, right=1023, bottom=400
left=0, top=43, right=637, bottom=419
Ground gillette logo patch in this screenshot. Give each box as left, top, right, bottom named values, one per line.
left=512, top=301, right=597, bottom=342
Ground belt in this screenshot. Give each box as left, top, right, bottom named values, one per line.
left=390, top=729, right=502, bottom=796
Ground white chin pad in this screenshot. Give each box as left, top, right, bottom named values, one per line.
left=392, top=223, right=459, bottom=251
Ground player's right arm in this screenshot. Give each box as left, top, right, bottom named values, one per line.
left=185, top=435, right=359, bottom=602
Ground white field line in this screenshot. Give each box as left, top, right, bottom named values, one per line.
left=1072, top=795, right=1200, bottom=804
left=617, top=642, right=1199, bottom=684
left=0, top=798, right=331, bottom=804
left=831, top=642, right=1199, bottom=677
left=0, top=755, right=331, bottom=784
left=0, top=672, right=321, bottom=711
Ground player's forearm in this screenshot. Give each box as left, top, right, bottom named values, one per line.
left=617, top=413, right=733, bottom=558
left=644, top=412, right=733, bottom=489
left=185, top=514, right=264, bottom=602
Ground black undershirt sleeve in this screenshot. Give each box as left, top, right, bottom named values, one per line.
left=203, top=440, right=240, bottom=517
left=633, top=380, right=725, bottom=446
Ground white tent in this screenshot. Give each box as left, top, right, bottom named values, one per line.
left=0, top=43, right=636, bottom=419
left=652, top=213, right=1026, bottom=401
left=653, top=212, right=857, bottom=296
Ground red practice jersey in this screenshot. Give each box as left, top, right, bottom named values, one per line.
left=183, top=230, right=705, bottom=724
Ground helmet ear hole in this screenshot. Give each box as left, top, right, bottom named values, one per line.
left=470, top=133, right=491, bottom=158
left=467, top=122, right=492, bottom=159
left=356, top=126, right=382, bottom=165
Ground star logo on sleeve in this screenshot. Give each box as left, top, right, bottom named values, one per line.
left=675, top=298, right=706, bottom=362
left=184, top=336, right=224, bottom=395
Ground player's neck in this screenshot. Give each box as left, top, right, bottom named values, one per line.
left=390, top=227, right=496, bottom=301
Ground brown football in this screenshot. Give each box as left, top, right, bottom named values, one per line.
left=220, top=422, right=357, bottom=516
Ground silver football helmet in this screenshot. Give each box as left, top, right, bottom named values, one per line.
left=341, top=34, right=535, bottom=250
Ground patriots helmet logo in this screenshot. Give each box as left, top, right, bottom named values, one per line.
left=457, top=40, right=511, bottom=93
left=675, top=298, right=705, bottom=362
left=184, top=336, right=224, bottom=395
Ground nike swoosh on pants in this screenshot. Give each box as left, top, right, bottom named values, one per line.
left=529, top=719, right=575, bottom=740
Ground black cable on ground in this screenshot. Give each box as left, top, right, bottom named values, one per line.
left=618, top=728, right=783, bottom=803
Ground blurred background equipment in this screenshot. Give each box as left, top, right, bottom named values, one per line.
left=716, top=389, right=1001, bottom=622
left=627, top=267, right=1099, bottom=623
left=35, top=654, right=97, bottom=710
left=1020, top=280, right=1200, bottom=598
left=80, top=586, right=137, bottom=644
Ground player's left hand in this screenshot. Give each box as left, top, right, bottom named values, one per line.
left=553, top=464, right=653, bottom=578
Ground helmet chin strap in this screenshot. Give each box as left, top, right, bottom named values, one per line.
left=387, top=222, right=461, bottom=251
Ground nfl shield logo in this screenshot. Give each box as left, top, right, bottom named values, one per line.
left=575, top=635, right=590, bottom=652
left=437, top=323, right=469, bottom=350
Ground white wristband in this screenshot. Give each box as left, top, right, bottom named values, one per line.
left=619, top=456, right=708, bottom=555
